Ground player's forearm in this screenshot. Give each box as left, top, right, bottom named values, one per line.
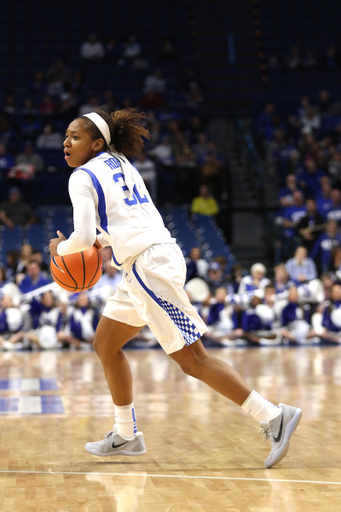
left=57, top=230, right=96, bottom=256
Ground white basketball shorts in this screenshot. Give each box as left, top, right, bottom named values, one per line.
left=102, top=243, right=207, bottom=354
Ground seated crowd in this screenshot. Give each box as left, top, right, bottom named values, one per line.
left=255, top=92, right=341, bottom=272
left=0, top=49, right=224, bottom=207
left=185, top=245, right=341, bottom=347
left=1, top=239, right=340, bottom=350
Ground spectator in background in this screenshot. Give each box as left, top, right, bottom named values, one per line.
left=325, top=189, right=341, bottom=223
left=241, top=293, right=280, bottom=346
left=0, top=114, right=16, bottom=150
left=311, top=283, right=341, bottom=343
left=193, top=133, right=210, bottom=159
left=303, top=50, right=318, bottom=69
left=19, top=115, right=42, bottom=142
left=26, top=291, right=64, bottom=350
left=19, top=260, right=50, bottom=294
left=148, top=136, right=174, bottom=166
left=139, top=91, right=165, bottom=109
left=191, top=184, right=219, bottom=216
left=64, top=293, right=99, bottom=348
left=80, top=33, right=105, bottom=60
left=47, top=58, right=71, bottom=86
left=46, top=75, right=64, bottom=98
left=143, top=69, right=167, bottom=94
left=274, top=263, right=290, bottom=294
left=328, top=151, right=341, bottom=185
left=281, top=286, right=317, bottom=345
left=199, top=144, right=224, bottom=198
left=204, top=287, right=244, bottom=347
left=282, top=190, right=307, bottom=255
left=328, top=246, right=341, bottom=277
left=133, top=151, right=157, bottom=203
left=36, top=123, right=64, bottom=150
left=3, top=94, right=17, bottom=117
left=285, top=246, right=317, bottom=285
left=185, top=247, right=209, bottom=282
left=16, top=243, right=33, bottom=278
left=0, top=295, right=25, bottom=350
left=78, top=95, right=101, bottom=117
left=238, top=262, right=270, bottom=294
left=285, top=46, right=302, bottom=69
left=0, top=188, right=35, bottom=229
left=267, top=55, right=281, bottom=70
left=310, top=219, right=341, bottom=273
left=300, top=106, right=321, bottom=134
left=5, top=250, right=19, bottom=283
left=58, top=92, right=79, bottom=120
left=31, top=249, right=49, bottom=277
left=15, top=141, right=44, bottom=172
left=205, top=262, right=228, bottom=295
left=279, top=174, right=300, bottom=208
left=29, top=71, right=46, bottom=94
left=320, top=45, right=341, bottom=70
left=318, top=90, right=331, bottom=115
left=0, top=143, right=14, bottom=176
left=20, top=99, right=38, bottom=118
left=295, top=198, right=326, bottom=253
left=317, top=178, right=332, bottom=217
left=297, top=159, right=325, bottom=197
left=120, top=34, right=146, bottom=69
left=256, top=103, right=275, bottom=146
left=228, top=264, right=244, bottom=294
left=39, top=95, right=56, bottom=116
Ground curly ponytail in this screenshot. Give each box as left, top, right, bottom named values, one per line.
left=81, top=106, right=150, bottom=159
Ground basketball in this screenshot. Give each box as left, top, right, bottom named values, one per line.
left=50, top=246, right=102, bottom=292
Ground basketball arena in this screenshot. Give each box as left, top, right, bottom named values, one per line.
left=0, top=1, right=340, bottom=511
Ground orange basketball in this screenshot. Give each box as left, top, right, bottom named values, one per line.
left=50, top=246, right=103, bottom=292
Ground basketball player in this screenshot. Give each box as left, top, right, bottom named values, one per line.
left=49, top=108, right=302, bottom=468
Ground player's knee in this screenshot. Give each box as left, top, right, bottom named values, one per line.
left=93, top=334, right=121, bottom=358
left=178, top=352, right=208, bottom=379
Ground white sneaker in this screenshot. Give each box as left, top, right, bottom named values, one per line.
left=259, top=403, right=302, bottom=468
left=85, top=425, right=146, bottom=457
left=2, top=341, right=23, bottom=351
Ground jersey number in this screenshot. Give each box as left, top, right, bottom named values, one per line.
left=113, top=172, right=149, bottom=206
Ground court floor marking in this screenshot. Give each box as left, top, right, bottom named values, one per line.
left=0, top=469, right=340, bottom=486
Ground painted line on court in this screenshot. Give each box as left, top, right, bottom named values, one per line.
left=0, top=469, right=339, bottom=486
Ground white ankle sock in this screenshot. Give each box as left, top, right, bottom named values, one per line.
left=114, top=403, right=137, bottom=440
left=241, top=390, right=281, bottom=422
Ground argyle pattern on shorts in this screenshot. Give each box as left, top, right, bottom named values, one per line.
left=158, top=298, right=200, bottom=345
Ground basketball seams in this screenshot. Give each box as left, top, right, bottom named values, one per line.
left=87, top=249, right=101, bottom=289
left=61, top=256, right=78, bottom=289
left=80, top=252, right=86, bottom=292
left=51, top=267, right=78, bottom=291
left=50, top=247, right=101, bottom=292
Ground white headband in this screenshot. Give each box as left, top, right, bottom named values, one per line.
left=83, top=112, right=111, bottom=146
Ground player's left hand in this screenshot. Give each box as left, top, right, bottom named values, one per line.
left=49, top=230, right=66, bottom=256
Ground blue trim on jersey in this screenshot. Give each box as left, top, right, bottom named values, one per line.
left=78, top=167, right=108, bottom=233
left=132, top=263, right=200, bottom=346
left=76, top=167, right=123, bottom=267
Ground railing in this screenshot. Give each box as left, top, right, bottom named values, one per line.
left=234, top=118, right=264, bottom=204
left=233, top=118, right=275, bottom=263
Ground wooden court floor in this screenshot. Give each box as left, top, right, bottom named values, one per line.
left=0, top=345, right=340, bottom=512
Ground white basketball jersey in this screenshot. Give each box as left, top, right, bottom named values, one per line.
left=70, top=151, right=175, bottom=268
